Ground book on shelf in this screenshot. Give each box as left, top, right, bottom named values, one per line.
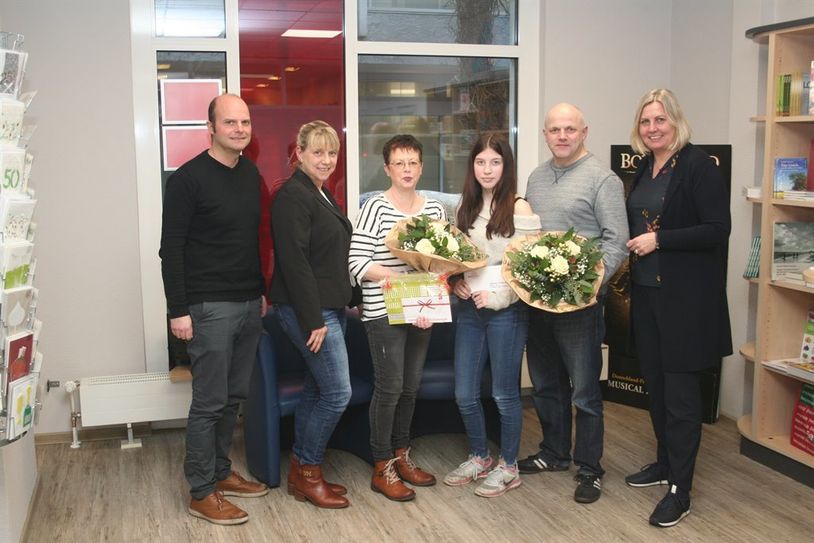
left=772, top=222, right=814, bottom=282
left=810, top=61, right=814, bottom=115
left=807, top=140, right=814, bottom=191
left=743, top=236, right=761, bottom=279
left=763, top=358, right=814, bottom=382
left=791, top=383, right=814, bottom=457
left=801, top=310, right=814, bottom=362
left=773, top=157, right=808, bottom=198
left=803, top=72, right=811, bottom=116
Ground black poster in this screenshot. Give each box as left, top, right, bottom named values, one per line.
left=604, top=145, right=732, bottom=423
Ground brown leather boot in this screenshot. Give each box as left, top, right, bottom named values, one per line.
left=288, top=456, right=347, bottom=496
left=188, top=490, right=248, bottom=525
left=294, top=464, right=349, bottom=509
left=395, top=447, right=437, bottom=486
left=371, top=459, right=416, bottom=501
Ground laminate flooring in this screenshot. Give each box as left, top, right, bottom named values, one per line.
left=24, top=402, right=814, bottom=542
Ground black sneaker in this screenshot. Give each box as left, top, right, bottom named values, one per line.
left=517, top=453, right=569, bottom=474
left=625, top=463, right=669, bottom=488
left=573, top=474, right=601, bottom=504
left=649, top=485, right=691, bottom=527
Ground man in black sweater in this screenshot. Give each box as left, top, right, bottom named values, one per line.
left=160, top=93, right=267, bottom=525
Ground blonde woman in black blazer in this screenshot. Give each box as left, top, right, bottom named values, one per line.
left=270, top=120, right=357, bottom=509
left=624, top=89, right=732, bottom=528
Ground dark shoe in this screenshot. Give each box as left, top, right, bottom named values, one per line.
left=517, top=452, right=569, bottom=474
left=394, top=447, right=436, bottom=486
left=625, top=463, right=668, bottom=488
left=371, top=459, right=416, bottom=501
left=215, top=470, right=269, bottom=498
left=294, top=464, right=350, bottom=509
left=288, top=455, right=347, bottom=496
left=574, top=474, right=601, bottom=504
left=649, top=485, right=691, bottom=527
left=188, top=490, right=248, bottom=525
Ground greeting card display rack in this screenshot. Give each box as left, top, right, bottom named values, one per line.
left=0, top=31, right=40, bottom=446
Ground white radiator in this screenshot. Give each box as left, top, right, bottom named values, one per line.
left=79, top=372, right=192, bottom=427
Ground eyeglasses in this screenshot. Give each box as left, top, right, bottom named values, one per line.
left=545, top=127, right=581, bottom=136
left=388, top=160, right=421, bottom=170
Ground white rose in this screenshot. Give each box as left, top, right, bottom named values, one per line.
left=415, top=238, right=436, bottom=255
left=446, top=234, right=459, bottom=253
left=431, top=222, right=447, bottom=238
left=530, top=245, right=550, bottom=259
left=564, top=240, right=581, bottom=256
left=548, top=255, right=570, bottom=276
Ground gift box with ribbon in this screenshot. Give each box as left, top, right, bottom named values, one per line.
left=382, top=272, right=451, bottom=325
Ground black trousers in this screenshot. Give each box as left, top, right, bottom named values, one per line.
left=631, top=284, right=702, bottom=493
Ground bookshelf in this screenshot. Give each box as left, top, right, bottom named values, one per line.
left=742, top=18, right=814, bottom=479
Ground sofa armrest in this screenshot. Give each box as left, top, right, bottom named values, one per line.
left=244, top=332, right=283, bottom=487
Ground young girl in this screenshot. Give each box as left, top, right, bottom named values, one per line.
left=443, top=134, right=541, bottom=497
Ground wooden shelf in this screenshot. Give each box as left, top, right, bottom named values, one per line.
left=768, top=280, right=814, bottom=294
left=774, top=115, right=814, bottom=123
left=739, top=341, right=756, bottom=362
left=744, top=18, right=814, bottom=481
left=761, top=360, right=814, bottom=385
left=771, top=198, right=814, bottom=208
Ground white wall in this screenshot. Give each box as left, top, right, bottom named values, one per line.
left=0, top=0, right=146, bottom=434
left=0, top=0, right=808, bottom=434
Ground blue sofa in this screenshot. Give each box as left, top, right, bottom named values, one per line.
left=243, top=305, right=499, bottom=488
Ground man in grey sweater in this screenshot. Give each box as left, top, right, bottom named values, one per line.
left=520, top=103, right=629, bottom=504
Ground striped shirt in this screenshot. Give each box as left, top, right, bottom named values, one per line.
left=348, top=194, right=447, bottom=321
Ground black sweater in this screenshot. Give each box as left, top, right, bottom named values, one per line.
left=159, top=150, right=264, bottom=318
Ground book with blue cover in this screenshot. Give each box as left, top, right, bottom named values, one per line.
left=774, top=157, right=808, bottom=198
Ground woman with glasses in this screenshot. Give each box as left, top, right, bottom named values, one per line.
left=442, top=134, right=540, bottom=497
left=348, top=134, right=445, bottom=501
left=270, top=120, right=358, bottom=509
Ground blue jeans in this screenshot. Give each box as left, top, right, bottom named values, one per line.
left=454, top=299, right=528, bottom=464
left=185, top=299, right=263, bottom=500
left=363, top=316, right=432, bottom=461
left=275, top=304, right=352, bottom=466
left=527, top=296, right=606, bottom=477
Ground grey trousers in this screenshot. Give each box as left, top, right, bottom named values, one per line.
left=184, top=298, right=262, bottom=499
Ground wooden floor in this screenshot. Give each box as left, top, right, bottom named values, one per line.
left=25, top=402, right=813, bottom=543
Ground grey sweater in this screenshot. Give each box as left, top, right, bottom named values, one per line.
left=525, top=153, right=629, bottom=289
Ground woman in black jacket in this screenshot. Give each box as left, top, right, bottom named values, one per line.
left=624, top=89, right=732, bottom=528
left=270, top=120, right=355, bottom=509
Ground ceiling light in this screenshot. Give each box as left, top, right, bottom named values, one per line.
left=256, top=83, right=269, bottom=88
left=284, top=66, right=300, bottom=72
left=157, top=63, right=171, bottom=70
left=281, top=29, right=341, bottom=39
left=267, top=75, right=281, bottom=81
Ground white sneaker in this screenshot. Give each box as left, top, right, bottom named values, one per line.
left=474, top=461, right=522, bottom=498
left=443, top=455, right=494, bottom=486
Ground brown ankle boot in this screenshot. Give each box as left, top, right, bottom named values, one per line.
left=395, top=447, right=437, bottom=486
left=288, top=456, right=347, bottom=496
left=294, top=464, right=349, bottom=509
left=371, top=459, right=416, bottom=501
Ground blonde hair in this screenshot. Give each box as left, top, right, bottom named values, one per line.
left=630, top=88, right=691, bottom=155
left=296, top=120, right=340, bottom=157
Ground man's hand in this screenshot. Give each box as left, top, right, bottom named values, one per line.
left=307, top=326, right=328, bottom=353
left=452, top=279, right=471, bottom=300
left=170, top=315, right=193, bottom=341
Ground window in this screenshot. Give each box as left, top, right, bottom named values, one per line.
left=155, top=0, right=226, bottom=38
left=360, top=0, right=516, bottom=45
left=358, top=55, right=515, bottom=197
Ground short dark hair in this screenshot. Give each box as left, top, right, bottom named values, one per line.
left=382, top=134, right=423, bottom=164
left=208, top=95, right=219, bottom=124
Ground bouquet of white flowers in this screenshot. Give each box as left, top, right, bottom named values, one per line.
left=384, top=214, right=487, bottom=275
left=501, top=229, right=604, bottom=313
